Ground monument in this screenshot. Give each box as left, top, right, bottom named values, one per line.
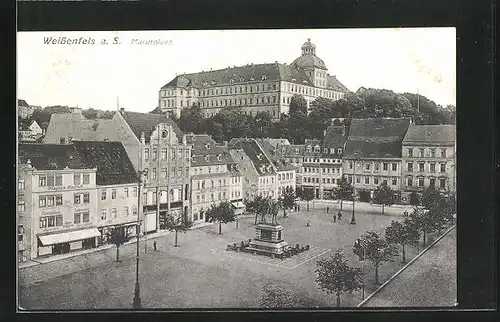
left=246, top=223, right=289, bottom=257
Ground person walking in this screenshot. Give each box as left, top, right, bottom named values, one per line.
left=337, top=211, right=342, bottom=220
left=333, top=213, right=337, bottom=223
left=153, top=240, right=157, bottom=251
left=326, top=206, right=330, bottom=214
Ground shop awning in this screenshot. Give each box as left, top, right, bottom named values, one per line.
left=231, top=201, right=246, bottom=209
left=38, top=228, right=101, bottom=246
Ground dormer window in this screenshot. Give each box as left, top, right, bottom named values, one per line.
left=211, top=80, right=216, bottom=85
left=337, top=148, right=343, bottom=154
left=191, top=155, right=195, bottom=163
left=203, top=82, right=208, bottom=87
left=217, top=154, right=222, bottom=161
left=323, top=148, right=328, bottom=154
left=267, top=165, right=272, bottom=173
left=314, top=146, right=320, bottom=153
left=162, top=130, right=168, bottom=138
left=205, top=155, right=210, bottom=162
left=230, top=79, right=235, bottom=83
left=250, top=76, right=255, bottom=81
left=306, top=146, right=311, bottom=152
left=291, top=78, right=297, bottom=82
left=256, top=154, right=263, bottom=160
left=205, top=143, right=210, bottom=149
left=330, top=148, right=335, bottom=154
left=240, top=77, right=244, bottom=82
left=262, top=75, right=267, bottom=80
left=295, top=148, right=299, bottom=154
left=282, top=148, right=286, bottom=154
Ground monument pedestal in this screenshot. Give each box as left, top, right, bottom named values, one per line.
left=246, top=223, right=289, bottom=255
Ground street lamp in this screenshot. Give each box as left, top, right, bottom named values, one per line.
left=133, top=167, right=148, bottom=309
left=355, top=238, right=367, bottom=299
left=351, top=158, right=360, bottom=225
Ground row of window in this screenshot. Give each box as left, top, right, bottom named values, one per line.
left=73, top=212, right=90, bottom=224
left=347, top=176, right=398, bottom=186
left=161, top=82, right=278, bottom=99
left=303, top=167, right=341, bottom=174
left=144, top=147, right=190, bottom=161
left=349, top=162, right=398, bottom=172
left=39, top=214, right=63, bottom=228
left=304, top=157, right=342, bottom=163
left=195, top=177, right=241, bottom=190
left=200, top=95, right=278, bottom=109
left=260, top=176, right=275, bottom=185
left=259, top=190, right=275, bottom=197
left=406, top=176, right=447, bottom=189
left=407, top=147, right=448, bottom=158
left=277, top=172, right=294, bottom=181
left=277, top=185, right=294, bottom=195
left=143, top=167, right=190, bottom=181
left=194, top=190, right=241, bottom=203
left=192, top=165, right=227, bottom=175
left=38, top=173, right=90, bottom=188
left=407, top=162, right=447, bottom=173
left=101, top=187, right=137, bottom=200
left=39, top=194, right=63, bottom=208
left=284, top=83, right=343, bottom=100
left=100, top=206, right=137, bottom=220
left=303, top=177, right=340, bottom=185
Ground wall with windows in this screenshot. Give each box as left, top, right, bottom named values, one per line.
left=401, top=144, right=456, bottom=202
left=278, top=81, right=345, bottom=115
left=257, top=174, right=276, bottom=198
left=277, top=170, right=296, bottom=197
left=229, top=149, right=260, bottom=200
left=17, top=164, right=33, bottom=262
left=342, top=158, right=403, bottom=200
left=29, top=168, right=98, bottom=258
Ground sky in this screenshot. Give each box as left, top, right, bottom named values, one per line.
left=17, top=28, right=456, bottom=112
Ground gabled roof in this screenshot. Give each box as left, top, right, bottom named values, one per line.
left=403, top=125, right=456, bottom=144
left=72, top=141, right=137, bottom=186
left=323, top=125, right=347, bottom=149
left=344, top=118, right=411, bottom=159
left=186, top=134, right=233, bottom=166
left=278, top=144, right=305, bottom=157
left=229, top=139, right=275, bottom=176
left=18, top=99, right=29, bottom=107
left=31, top=111, right=52, bottom=130
left=119, top=111, right=183, bottom=143
left=267, top=138, right=291, bottom=147
left=44, top=113, right=118, bottom=143
left=327, top=75, right=350, bottom=93
left=254, top=139, right=295, bottom=171
left=18, top=143, right=85, bottom=170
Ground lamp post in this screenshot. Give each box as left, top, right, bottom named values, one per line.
left=351, top=158, right=359, bottom=225
left=133, top=167, right=148, bottom=309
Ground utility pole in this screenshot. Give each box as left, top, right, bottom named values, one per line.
left=133, top=168, right=147, bottom=309
left=351, top=158, right=357, bottom=225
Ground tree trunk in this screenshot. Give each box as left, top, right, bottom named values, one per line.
left=336, top=292, right=341, bottom=307
left=219, top=222, right=222, bottom=235
left=375, top=264, right=379, bottom=285
left=382, top=204, right=385, bottom=215
left=423, top=231, right=426, bottom=247
left=402, top=244, right=406, bottom=263
left=307, top=201, right=309, bottom=211
left=116, top=245, right=120, bottom=262
left=283, top=207, right=287, bottom=218
left=254, top=213, right=258, bottom=225
left=340, top=198, right=343, bottom=211
left=174, top=229, right=178, bottom=247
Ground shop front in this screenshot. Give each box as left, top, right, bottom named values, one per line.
left=37, top=227, right=101, bottom=257
left=97, top=222, right=138, bottom=246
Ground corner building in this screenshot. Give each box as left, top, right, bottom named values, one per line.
left=158, top=39, right=349, bottom=120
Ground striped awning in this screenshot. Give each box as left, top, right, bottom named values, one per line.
left=38, top=228, right=101, bottom=246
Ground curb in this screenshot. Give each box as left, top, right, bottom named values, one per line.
left=357, top=224, right=456, bottom=307
left=18, top=222, right=213, bottom=270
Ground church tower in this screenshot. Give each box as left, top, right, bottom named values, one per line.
left=291, top=38, right=328, bottom=88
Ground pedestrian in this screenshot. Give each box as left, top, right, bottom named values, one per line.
left=337, top=211, right=342, bottom=220
left=153, top=240, right=157, bottom=251
left=326, top=206, right=330, bottom=214
left=306, top=220, right=310, bottom=227
left=298, top=204, right=301, bottom=211
left=333, top=214, right=337, bottom=222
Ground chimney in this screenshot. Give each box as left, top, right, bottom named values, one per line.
left=120, top=107, right=125, bottom=113
left=140, top=132, right=145, bottom=144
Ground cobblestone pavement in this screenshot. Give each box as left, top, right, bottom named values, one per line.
left=362, top=227, right=457, bottom=307
left=18, top=208, right=437, bottom=309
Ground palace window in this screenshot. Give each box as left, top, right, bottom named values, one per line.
left=441, top=149, right=447, bottom=158
left=440, top=163, right=446, bottom=172
left=418, top=177, right=424, bottom=187
left=383, top=163, right=388, bottom=171
left=407, top=162, right=413, bottom=172
left=83, top=193, right=90, bottom=203
left=407, top=177, right=413, bottom=186
left=83, top=174, right=90, bottom=185
left=429, top=163, right=436, bottom=173
left=439, top=178, right=446, bottom=189
left=429, top=178, right=436, bottom=187
left=419, top=163, right=424, bottom=172
left=18, top=180, right=25, bottom=190
left=392, top=178, right=397, bottom=186
left=101, top=209, right=107, bottom=220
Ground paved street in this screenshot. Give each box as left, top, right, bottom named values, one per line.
left=362, top=227, right=456, bottom=307
left=19, top=207, right=424, bottom=309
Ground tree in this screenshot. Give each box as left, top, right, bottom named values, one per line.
left=353, top=231, right=398, bottom=285
left=372, top=182, right=395, bottom=214
left=409, top=192, right=420, bottom=206
left=107, top=225, right=130, bottom=262
left=280, top=186, right=296, bottom=218
left=315, top=249, right=363, bottom=307
left=205, top=201, right=236, bottom=235
left=251, top=111, right=273, bottom=138
left=334, top=176, right=353, bottom=211
left=164, top=212, right=193, bottom=247
left=246, top=195, right=269, bottom=225
left=384, top=218, right=420, bottom=263
left=302, top=188, right=315, bottom=211
left=177, top=102, right=205, bottom=134
left=421, top=185, right=442, bottom=210
left=409, top=206, right=447, bottom=247
left=259, top=283, right=316, bottom=308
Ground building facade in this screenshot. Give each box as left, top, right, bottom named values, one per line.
left=401, top=125, right=456, bottom=203
left=158, top=39, right=349, bottom=119
left=343, top=118, right=411, bottom=202
left=187, top=134, right=243, bottom=223
left=18, top=99, right=35, bottom=119
left=18, top=144, right=100, bottom=260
